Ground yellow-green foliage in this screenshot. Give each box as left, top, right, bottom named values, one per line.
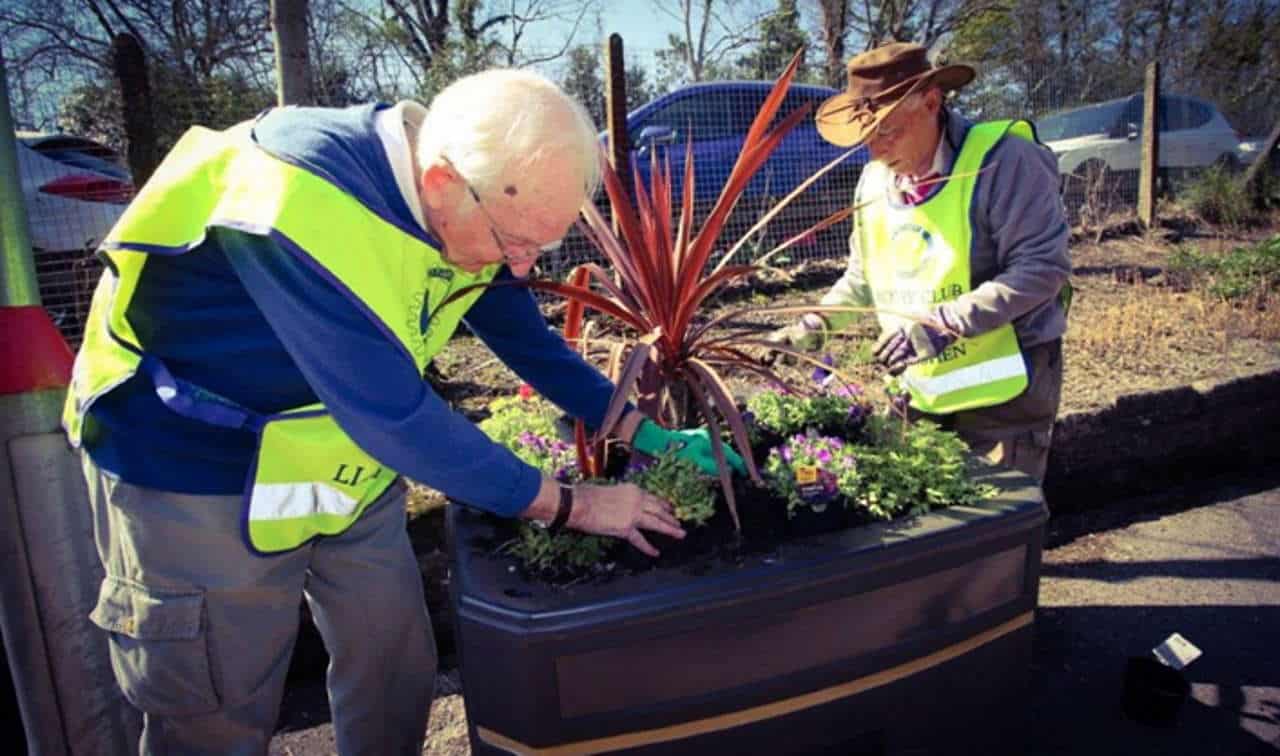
left=477, top=394, right=561, bottom=466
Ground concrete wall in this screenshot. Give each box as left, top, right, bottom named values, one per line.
left=1045, top=367, right=1280, bottom=510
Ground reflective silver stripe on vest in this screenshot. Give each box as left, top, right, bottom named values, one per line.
left=248, top=483, right=359, bottom=521
left=902, top=354, right=1025, bottom=397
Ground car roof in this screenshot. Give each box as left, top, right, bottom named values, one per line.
left=15, top=131, right=116, bottom=151
left=660, top=80, right=837, bottom=96
left=1041, top=92, right=1217, bottom=120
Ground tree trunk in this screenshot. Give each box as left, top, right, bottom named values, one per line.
left=272, top=0, right=313, bottom=106
left=111, top=33, right=159, bottom=188
left=818, top=0, right=850, bottom=88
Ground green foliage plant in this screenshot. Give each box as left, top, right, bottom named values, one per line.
left=1168, top=235, right=1280, bottom=302
left=625, top=452, right=717, bottom=527
left=477, top=389, right=562, bottom=461
left=502, top=526, right=614, bottom=579
left=479, top=388, right=612, bottom=575
left=845, top=418, right=998, bottom=520
left=747, top=382, right=873, bottom=440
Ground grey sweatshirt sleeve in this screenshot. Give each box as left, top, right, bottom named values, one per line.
left=938, top=131, right=1071, bottom=346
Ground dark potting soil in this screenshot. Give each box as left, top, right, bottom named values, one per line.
left=486, top=441, right=874, bottom=586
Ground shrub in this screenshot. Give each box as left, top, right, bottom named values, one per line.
left=1177, top=165, right=1260, bottom=228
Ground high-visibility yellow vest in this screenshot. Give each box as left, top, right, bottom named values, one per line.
left=858, top=120, right=1034, bottom=414
left=63, top=121, right=498, bottom=553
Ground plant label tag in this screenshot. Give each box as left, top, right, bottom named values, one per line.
left=1152, top=633, right=1202, bottom=670
left=794, top=465, right=818, bottom=485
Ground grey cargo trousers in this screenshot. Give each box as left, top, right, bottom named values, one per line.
left=916, top=339, right=1064, bottom=484
left=82, top=455, right=436, bottom=755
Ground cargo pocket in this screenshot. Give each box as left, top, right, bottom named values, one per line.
left=89, top=576, right=220, bottom=717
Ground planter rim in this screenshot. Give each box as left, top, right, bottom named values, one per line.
left=449, top=461, right=1046, bottom=632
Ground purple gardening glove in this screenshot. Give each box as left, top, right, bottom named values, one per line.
left=873, top=312, right=958, bottom=376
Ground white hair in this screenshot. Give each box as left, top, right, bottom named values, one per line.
left=417, top=68, right=601, bottom=206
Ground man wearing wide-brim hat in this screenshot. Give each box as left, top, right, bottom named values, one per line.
left=771, top=42, right=1070, bottom=484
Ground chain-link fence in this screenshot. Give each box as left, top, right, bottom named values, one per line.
left=16, top=44, right=1280, bottom=347
left=955, top=57, right=1278, bottom=226
left=20, top=75, right=275, bottom=347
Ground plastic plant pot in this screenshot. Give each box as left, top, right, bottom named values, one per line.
left=1122, top=656, right=1190, bottom=726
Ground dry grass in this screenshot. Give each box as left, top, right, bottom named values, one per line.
left=424, top=670, right=470, bottom=756
left=407, top=484, right=447, bottom=517
left=1061, top=247, right=1280, bottom=413
left=1070, top=278, right=1267, bottom=363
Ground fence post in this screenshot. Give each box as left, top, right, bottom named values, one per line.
left=1137, top=61, right=1159, bottom=228
left=272, top=0, right=313, bottom=106
left=0, top=49, right=142, bottom=755
left=112, top=33, right=158, bottom=188
left=604, top=34, right=631, bottom=209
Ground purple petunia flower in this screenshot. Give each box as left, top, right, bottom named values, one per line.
left=810, top=353, right=835, bottom=384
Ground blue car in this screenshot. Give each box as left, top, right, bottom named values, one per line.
left=549, top=82, right=866, bottom=275
left=616, top=81, right=867, bottom=220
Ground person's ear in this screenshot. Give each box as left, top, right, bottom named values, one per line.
left=420, top=160, right=458, bottom=212
left=923, top=87, right=943, bottom=115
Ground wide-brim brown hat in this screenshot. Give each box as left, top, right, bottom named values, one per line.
left=816, top=42, right=975, bottom=147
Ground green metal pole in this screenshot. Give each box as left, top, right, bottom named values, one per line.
left=0, top=53, right=39, bottom=308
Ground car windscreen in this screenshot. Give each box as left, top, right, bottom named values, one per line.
left=1037, top=101, right=1127, bottom=141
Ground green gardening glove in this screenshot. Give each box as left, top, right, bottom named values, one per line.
left=632, top=419, right=748, bottom=476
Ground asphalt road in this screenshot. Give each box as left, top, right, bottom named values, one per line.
left=271, top=469, right=1280, bottom=755
left=1028, top=470, right=1280, bottom=755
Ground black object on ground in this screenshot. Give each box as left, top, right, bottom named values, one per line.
left=1122, top=656, right=1190, bottom=727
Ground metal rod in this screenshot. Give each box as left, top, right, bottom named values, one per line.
left=0, top=51, right=39, bottom=307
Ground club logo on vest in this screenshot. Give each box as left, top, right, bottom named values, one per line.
left=890, top=223, right=954, bottom=281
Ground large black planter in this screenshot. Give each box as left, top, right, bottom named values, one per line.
left=446, top=462, right=1047, bottom=755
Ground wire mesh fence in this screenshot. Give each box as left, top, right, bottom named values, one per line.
left=14, top=45, right=1279, bottom=347
left=19, top=83, right=274, bottom=347
left=540, top=69, right=866, bottom=280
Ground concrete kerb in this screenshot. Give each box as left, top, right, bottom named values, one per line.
left=1043, top=365, right=1280, bottom=512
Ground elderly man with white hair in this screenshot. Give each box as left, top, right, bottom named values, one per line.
left=64, top=69, right=741, bottom=754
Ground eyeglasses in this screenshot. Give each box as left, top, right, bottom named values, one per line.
left=870, top=94, right=927, bottom=142
left=446, top=158, right=563, bottom=266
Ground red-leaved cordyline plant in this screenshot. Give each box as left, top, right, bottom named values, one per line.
left=515, top=50, right=874, bottom=532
